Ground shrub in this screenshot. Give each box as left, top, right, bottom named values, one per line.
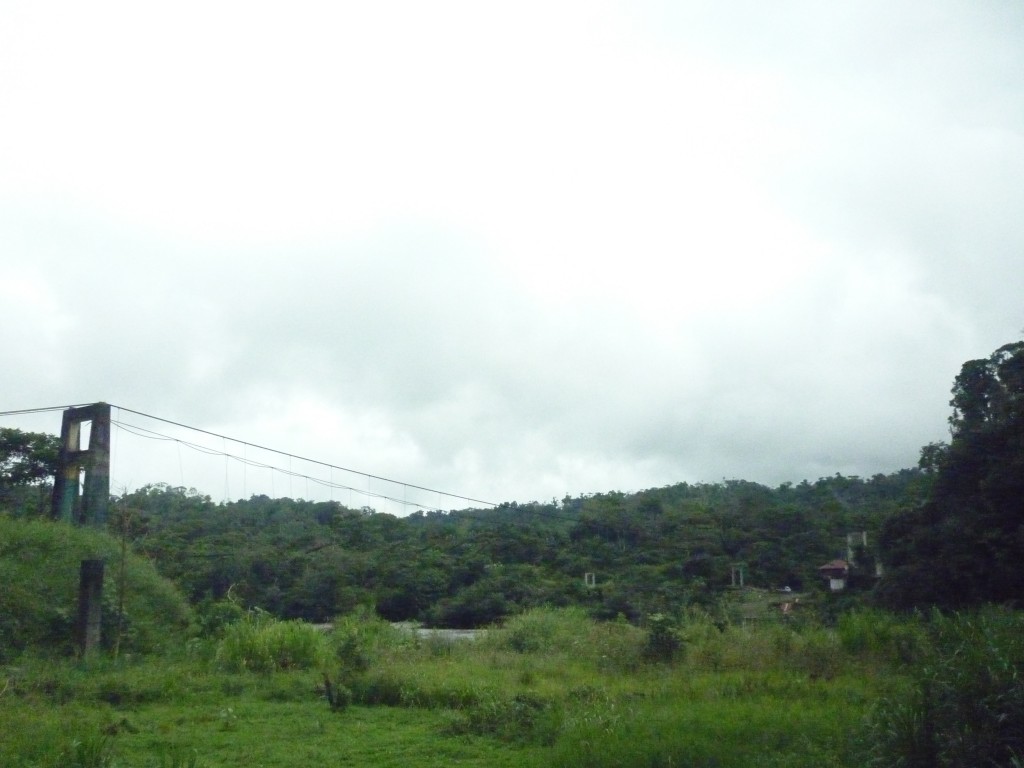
left=792, top=627, right=842, bottom=680
left=483, top=606, right=636, bottom=660
left=643, top=613, right=683, bottom=663
left=215, top=610, right=330, bottom=672
left=323, top=674, right=352, bottom=711
left=443, top=691, right=562, bottom=744
left=328, top=608, right=407, bottom=686
left=588, top=616, right=645, bottom=673
left=194, top=596, right=246, bottom=638
left=493, top=606, right=588, bottom=654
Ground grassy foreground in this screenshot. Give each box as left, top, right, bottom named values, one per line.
left=2, top=605, right=933, bottom=768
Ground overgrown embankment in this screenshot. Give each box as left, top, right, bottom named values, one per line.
left=0, top=517, right=192, bottom=659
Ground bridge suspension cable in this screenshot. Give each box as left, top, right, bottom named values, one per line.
left=2, top=403, right=497, bottom=511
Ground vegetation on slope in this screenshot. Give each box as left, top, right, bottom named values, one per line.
left=0, top=516, right=192, bottom=660
left=91, top=470, right=918, bottom=628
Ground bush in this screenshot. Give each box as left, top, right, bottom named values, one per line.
left=489, top=606, right=590, bottom=654
left=443, top=691, right=562, bottom=744
left=347, top=669, right=406, bottom=707
left=328, top=608, right=407, bottom=685
left=194, top=597, right=246, bottom=638
left=215, top=610, right=330, bottom=672
left=323, top=674, right=352, bottom=711
left=643, top=613, right=682, bottom=663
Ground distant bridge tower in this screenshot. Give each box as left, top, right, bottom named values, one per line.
left=845, top=531, right=867, bottom=567
left=730, top=563, right=746, bottom=588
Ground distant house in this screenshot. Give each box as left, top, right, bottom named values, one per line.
left=818, top=559, right=849, bottom=591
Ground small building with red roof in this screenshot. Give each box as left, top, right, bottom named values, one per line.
left=818, top=559, right=849, bottom=591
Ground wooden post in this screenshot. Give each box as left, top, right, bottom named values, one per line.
left=51, top=403, right=112, bottom=655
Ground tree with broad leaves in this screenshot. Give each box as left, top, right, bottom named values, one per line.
left=877, top=341, right=1024, bottom=609
left=0, top=428, right=60, bottom=487
left=0, top=428, right=61, bottom=516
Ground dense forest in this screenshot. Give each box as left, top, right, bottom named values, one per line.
left=94, top=470, right=923, bottom=626
left=2, top=339, right=1022, bottom=628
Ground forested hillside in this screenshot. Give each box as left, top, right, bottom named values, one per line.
left=103, top=470, right=923, bottom=627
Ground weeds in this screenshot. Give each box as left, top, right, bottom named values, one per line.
left=643, top=613, right=682, bottom=662
left=62, top=733, right=114, bottom=768
left=322, top=673, right=352, bottom=711
left=0, top=518, right=192, bottom=660
left=443, top=691, right=563, bottom=745
left=215, top=610, right=330, bottom=672
left=837, top=608, right=926, bottom=666
left=151, top=749, right=202, bottom=768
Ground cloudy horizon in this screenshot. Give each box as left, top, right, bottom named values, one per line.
left=2, top=1, right=1022, bottom=511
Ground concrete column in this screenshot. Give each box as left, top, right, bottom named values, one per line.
left=50, top=403, right=113, bottom=656
left=51, top=403, right=110, bottom=526
left=76, top=559, right=105, bottom=655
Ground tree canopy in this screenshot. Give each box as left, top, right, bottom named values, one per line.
left=0, top=427, right=60, bottom=517
left=877, top=341, right=1024, bottom=609
left=0, top=427, right=60, bottom=488
left=103, top=471, right=917, bottom=627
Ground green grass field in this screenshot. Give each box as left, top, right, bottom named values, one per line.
left=6, top=517, right=1023, bottom=766
left=1, top=606, right=927, bottom=768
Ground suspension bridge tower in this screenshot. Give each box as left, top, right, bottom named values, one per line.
left=50, top=402, right=111, bottom=655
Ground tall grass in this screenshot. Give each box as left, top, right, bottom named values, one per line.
left=552, top=694, right=857, bottom=768
left=480, top=605, right=645, bottom=671
left=865, top=607, right=1024, bottom=767
left=837, top=608, right=926, bottom=666
left=215, top=610, right=331, bottom=672
left=10, top=604, right=1015, bottom=767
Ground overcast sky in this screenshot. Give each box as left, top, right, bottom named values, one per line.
left=2, top=1, right=1022, bottom=512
